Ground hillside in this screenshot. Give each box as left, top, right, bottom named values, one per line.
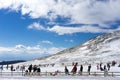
left=21, top=30, right=120, bottom=65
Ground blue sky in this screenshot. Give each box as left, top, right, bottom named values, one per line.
left=0, top=0, right=120, bottom=61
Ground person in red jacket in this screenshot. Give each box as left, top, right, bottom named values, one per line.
left=71, top=64, right=77, bottom=75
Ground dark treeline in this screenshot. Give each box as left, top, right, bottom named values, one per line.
left=0, top=60, right=26, bottom=65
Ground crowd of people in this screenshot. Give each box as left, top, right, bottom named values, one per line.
left=64, top=62, right=91, bottom=76
left=64, top=61, right=118, bottom=76
left=0, top=60, right=119, bottom=76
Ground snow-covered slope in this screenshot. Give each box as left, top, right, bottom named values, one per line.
left=22, top=30, right=120, bottom=65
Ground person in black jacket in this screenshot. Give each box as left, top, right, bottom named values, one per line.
left=65, top=66, right=69, bottom=75
left=28, top=64, right=32, bottom=73
left=11, top=65, right=14, bottom=71
left=37, top=67, right=41, bottom=76
left=79, top=65, right=83, bottom=75
left=88, top=64, right=91, bottom=75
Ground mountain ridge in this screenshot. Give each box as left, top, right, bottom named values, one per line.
left=21, top=30, right=120, bottom=65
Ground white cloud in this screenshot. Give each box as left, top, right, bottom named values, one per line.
left=28, top=22, right=45, bottom=30
left=47, top=25, right=120, bottom=35
left=42, top=40, right=53, bottom=45
left=0, top=47, right=20, bottom=54
left=1, top=0, right=120, bottom=34
left=0, top=0, right=120, bottom=25
left=28, top=23, right=120, bottom=35
left=0, top=47, right=12, bottom=52
left=0, top=44, right=65, bottom=55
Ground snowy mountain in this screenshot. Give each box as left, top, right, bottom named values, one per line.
left=21, top=30, right=120, bottom=65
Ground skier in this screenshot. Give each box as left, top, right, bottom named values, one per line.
left=33, top=65, right=37, bottom=72
left=100, top=63, right=104, bottom=71
left=104, top=65, right=107, bottom=71
left=11, top=65, right=14, bottom=71
left=97, top=64, right=99, bottom=70
left=53, top=70, right=59, bottom=76
left=28, top=64, right=32, bottom=73
left=6, top=64, right=9, bottom=70
left=37, top=67, right=41, bottom=76
left=88, top=64, right=91, bottom=75
left=64, top=66, right=69, bottom=75
left=23, top=65, right=25, bottom=71
left=79, top=65, right=83, bottom=75
left=71, top=64, right=77, bottom=75
left=107, top=63, right=110, bottom=70
left=25, top=70, right=28, bottom=76
left=112, top=60, right=116, bottom=66
left=0, top=65, right=3, bottom=70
